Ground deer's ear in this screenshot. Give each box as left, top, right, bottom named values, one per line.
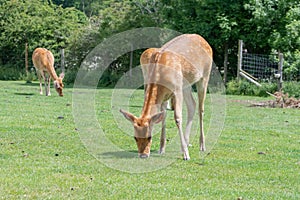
left=120, top=109, right=136, bottom=123
left=59, top=73, right=65, bottom=79
left=150, top=111, right=165, bottom=124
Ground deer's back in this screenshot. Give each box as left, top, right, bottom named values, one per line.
left=32, top=48, right=54, bottom=72
left=147, top=34, right=213, bottom=87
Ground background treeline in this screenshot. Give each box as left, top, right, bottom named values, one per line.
left=0, top=0, right=299, bottom=86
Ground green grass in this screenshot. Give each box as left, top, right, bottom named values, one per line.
left=0, top=81, right=299, bottom=199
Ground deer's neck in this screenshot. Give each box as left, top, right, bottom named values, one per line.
left=141, top=84, right=163, bottom=118
left=46, top=66, right=59, bottom=80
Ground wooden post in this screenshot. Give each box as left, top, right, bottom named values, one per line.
left=223, top=42, right=228, bottom=84
left=25, top=42, right=28, bottom=75
left=278, top=53, right=284, bottom=91
left=60, top=48, right=65, bottom=73
left=237, top=40, right=243, bottom=81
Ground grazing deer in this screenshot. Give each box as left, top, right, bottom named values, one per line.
left=32, top=48, right=64, bottom=96
left=120, top=34, right=212, bottom=160
left=140, top=48, right=175, bottom=110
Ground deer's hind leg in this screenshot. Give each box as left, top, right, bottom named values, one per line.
left=159, top=101, right=168, bottom=154
left=183, top=86, right=196, bottom=147
left=36, top=70, right=44, bottom=95
left=196, top=78, right=209, bottom=151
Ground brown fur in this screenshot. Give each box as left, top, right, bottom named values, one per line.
left=32, top=48, right=64, bottom=96
left=120, top=34, right=212, bottom=160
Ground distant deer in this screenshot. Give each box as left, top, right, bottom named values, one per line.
left=120, top=34, right=212, bottom=160
left=32, top=48, right=64, bottom=96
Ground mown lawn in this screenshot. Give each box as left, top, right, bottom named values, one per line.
left=0, top=81, right=299, bottom=199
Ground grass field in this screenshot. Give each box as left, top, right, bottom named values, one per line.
left=0, top=80, right=299, bottom=199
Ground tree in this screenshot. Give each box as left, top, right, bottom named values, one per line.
left=65, top=0, right=165, bottom=85
left=0, top=0, right=87, bottom=71
left=52, top=0, right=105, bottom=17
left=1, top=0, right=299, bottom=83
left=245, top=0, right=300, bottom=80
left=270, top=1, right=300, bottom=80
left=160, top=0, right=246, bottom=81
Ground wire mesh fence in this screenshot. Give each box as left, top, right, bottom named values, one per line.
left=242, top=52, right=279, bottom=81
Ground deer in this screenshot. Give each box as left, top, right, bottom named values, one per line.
left=140, top=48, right=176, bottom=110
left=32, top=48, right=65, bottom=96
left=120, top=34, right=213, bottom=160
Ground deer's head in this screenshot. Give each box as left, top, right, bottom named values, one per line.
left=54, top=73, right=65, bottom=96
left=120, top=109, right=164, bottom=158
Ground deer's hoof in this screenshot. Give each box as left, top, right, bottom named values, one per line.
left=158, top=149, right=165, bottom=155
left=183, top=156, right=190, bottom=161
left=183, top=152, right=190, bottom=160
left=200, top=145, right=206, bottom=152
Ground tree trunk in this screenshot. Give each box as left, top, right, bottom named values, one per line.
left=82, top=0, right=85, bottom=14
left=129, top=44, right=133, bottom=77
left=25, top=42, right=28, bottom=75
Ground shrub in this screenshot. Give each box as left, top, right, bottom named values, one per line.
left=254, top=82, right=278, bottom=97
left=63, top=69, right=78, bottom=86
left=282, top=81, right=300, bottom=98
left=226, top=79, right=277, bottom=97
left=19, top=71, right=37, bottom=83
left=0, top=65, right=23, bottom=80
left=226, top=79, right=240, bottom=95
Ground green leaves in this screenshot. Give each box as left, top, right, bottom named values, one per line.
left=0, top=0, right=299, bottom=82
left=0, top=0, right=87, bottom=69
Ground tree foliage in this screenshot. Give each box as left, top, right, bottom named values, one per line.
left=0, top=0, right=87, bottom=69
left=0, top=0, right=299, bottom=82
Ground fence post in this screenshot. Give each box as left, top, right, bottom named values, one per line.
left=60, top=48, right=65, bottom=73
left=278, top=53, right=284, bottom=91
left=223, top=42, right=228, bottom=84
left=237, top=40, right=243, bottom=81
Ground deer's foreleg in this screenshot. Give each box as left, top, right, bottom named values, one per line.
left=174, top=90, right=190, bottom=160
left=46, top=74, right=51, bottom=96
